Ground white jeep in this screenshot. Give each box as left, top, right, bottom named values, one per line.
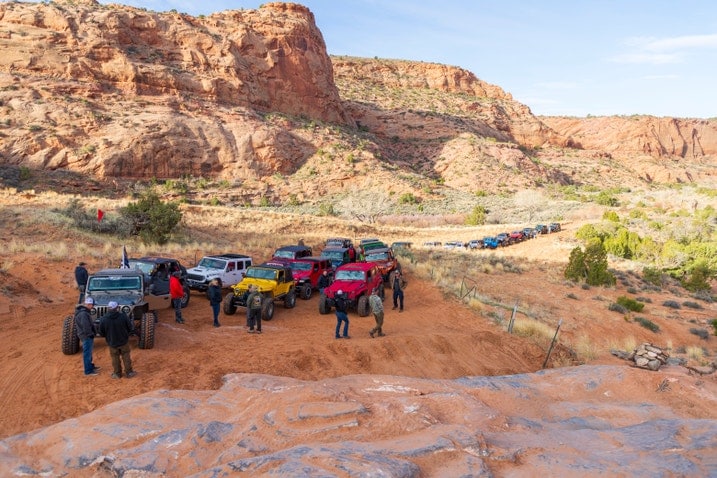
left=185, top=254, right=252, bottom=291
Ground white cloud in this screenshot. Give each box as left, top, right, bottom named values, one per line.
left=612, top=33, right=717, bottom=64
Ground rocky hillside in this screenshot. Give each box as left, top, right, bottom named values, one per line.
left=0, top=0, right=715, bottom=202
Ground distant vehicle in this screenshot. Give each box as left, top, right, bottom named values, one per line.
left=274, top=256, right=333, bottom=299
left=390, top=241, right=413, bottom=250
left=549, top=222, right=562, bottom=233
left=444, top=241, right=465, bottom=250
left=272, top=245, right=313, bottom=260
left=509, top=231, right=525, bottom=243
left=468, top=239, right=484, bottom=249
left=536, top=224, right=549, bottom=235
left=320, top=246, right=352, bottom=270
left=482, top=236, right=499, bottom=249
left=496, top=232, right=511, bottom=246
left=325, top=237, right=353, bottom=248
left=359, top=238, right=381, bottom=245
left=223, top=262, right=296, bottom=320
left=363, top=246, right=401, bottom=283
left=361, top=241, right=388, bottom=254
left=185, top=254, right=252, bottom=291
left=522, top=227, right=537, bottom=239
left=423, top=241, right=442, bottom=247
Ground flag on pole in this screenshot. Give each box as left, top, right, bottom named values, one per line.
left=97, top=209, right=104, bottom=222
left=121, top=246, right=130, bottom=269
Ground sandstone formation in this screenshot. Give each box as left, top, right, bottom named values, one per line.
left=1, top=1, right=715, bottom=200
left=2, top=367, right=715, bottom=477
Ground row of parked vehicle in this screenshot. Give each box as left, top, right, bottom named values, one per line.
left=424, top=222, right=562, bottom=250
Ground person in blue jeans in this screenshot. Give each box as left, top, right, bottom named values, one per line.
left=207, top=278, right=223, bottom=327
left=334, top=290, right=350, bottom=339
left=74, top=297, right=100, bottom=376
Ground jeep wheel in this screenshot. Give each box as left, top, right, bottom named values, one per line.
left=284, top=290, right=297, bottom=308
left=181, top=285, right=191, bottom=308
left=61, top=315, right=80, bottom=355
left=223, top=292, right=237, bottom=315
left=301, top=285, right=312, bottom=300
left=138, top=312, right=155, bottom=349
left=318, top=296, right=331, bottom=314
left=261, top=298, right=275, bottom=321
left=357, top=295, right=370, bottom=317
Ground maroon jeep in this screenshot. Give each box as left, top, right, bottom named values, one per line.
left=362, top=246, right=401, bottom=284
left=275, top=256, right=333, bottom=300
left=319, top=262, right=384, bottom=317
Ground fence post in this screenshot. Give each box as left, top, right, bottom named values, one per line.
left=507, top=301, right=518, bottom=333
left=542, top=319, right=563, bottom=368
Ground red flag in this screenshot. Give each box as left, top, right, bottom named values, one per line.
left=97, top=209, right=104, bottom=222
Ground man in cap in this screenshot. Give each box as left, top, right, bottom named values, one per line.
left=392, top=270, right=405, bottom=312
left=246, top=284, right=263, bottom=334
left=368, top=287, right=385, bottom=338
left=334, top=290, right=350, bottom=339
left=99, top=301, right=136, bottom=379
left=74, top=296, right=100, bottom=376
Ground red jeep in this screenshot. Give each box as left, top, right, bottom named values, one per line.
left=275, top=256, right=333, bottom=300
left=362, top=245, right=401, bottom=284
left=319, top=262, right=384, bottom=316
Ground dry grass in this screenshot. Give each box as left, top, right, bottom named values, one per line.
left=511, top=318, right=555, bottom=346
left=574, top=334, right=600, bottom=362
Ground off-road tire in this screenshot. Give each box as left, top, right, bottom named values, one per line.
left=138, top=312, right=155, bottom=349
left=181, top=285, right=191, bottom=308
left=61, top=315, right=80, bottom=355
left=223, top=292, right=237, bottom=315
left=357, top=295, right=370, bottom=317
left=318, top=296, right=331, bottom=314
left=284, top=290, right=296, bottom=309
left=300, top=285, right=312, bottom=300
left=261, top=298, right=275, bottom=321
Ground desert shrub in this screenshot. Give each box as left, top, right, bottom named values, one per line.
left=682, top=301, right=703, bottom=310
left=608, top=303, right=627, bottom=314
left=119, top=191, right=181, bottom=244
left=398, top=192, right=418, bottom=205
left=634, top=317, right=660, bottom=333
left=681, top=261, right=713, bottom=292
left=566, top=293, right=578, bottom=300
left=616, top=296, right=645, bottom=312
left=59, top=198, right=125, bottom=235
left=581, top=283, right=590, bottom=290
left=711, top=319, right=717, bottom=336
left=317, top=202, right=336, bottom=217
left=575, top=223, right=603, bottom=242
left=642, top=267, right=663, bottom=287
left=595, top=191, right=619, bottom=206
left=662, top=300, right=681, bottom=309
left=689, top=328, right=709, bottom=340
left=464, top=205, right=486, bottom=226
left=635, top=296, right=652, bottom=303
left=626, top=287, right=637, bottom=294
left=602, top=210, right=620, bottom=222
left=19, top=166, right=32, bottom=181
left=567, top=239, right=615, bottom=286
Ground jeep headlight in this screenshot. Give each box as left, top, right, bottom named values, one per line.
left=121, top=305, right=131, bottom=314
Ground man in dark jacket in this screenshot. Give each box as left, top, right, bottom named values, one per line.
left=74, top=262, right=89, bottom=303
left=75, top=297, right=100, bottom=376
left=99, top=301, right=136, bottom=379
left=317, top=270, right=330, bottom=295
left=392, top=271, right=405, bottom=312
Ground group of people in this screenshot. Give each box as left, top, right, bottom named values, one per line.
left=74, top=297, right=136, bottom=379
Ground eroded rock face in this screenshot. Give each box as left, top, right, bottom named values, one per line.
left=1, top=366, right=715, bottom=476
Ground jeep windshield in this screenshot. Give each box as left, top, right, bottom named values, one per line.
left=289, top=262, right=312, bottom=271
left=246, top=268, right=278, bottom=280
left=88, top=276, right=142, bottom=292
left=128, top=260, right=154, bottom=275
left=198, top=258, right=227, bottom=270
left=273, top=250, right=297, bottom=259
left=334, top=270, right=365, bottom=281
left=321, top=250, right=345, bottom=261
left=365, top=251, right=389, bottom=262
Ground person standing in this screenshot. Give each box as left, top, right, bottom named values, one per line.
left=208, top=278, right=222, bottom=327
left=74, top=297, right=100, bottom=376
left=99, top=301, right=136, bottom=379
left=246, top=285, right=263, bottom=334
left=334, top=290, right=350, bottom=339
left=368, top=287, right=385, bottom=337
left=169, top=271, right=185, bottom=324
left=392, top=271, right=405, bottom=312
left=74, top=261, right=89, bottom=303
left=348, top=245, right=356, bottom=263
left=317, top=270, right=330, bottom=295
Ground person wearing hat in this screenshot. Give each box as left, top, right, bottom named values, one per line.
left=334, top=290, right=350, bottom=339
left=368, top=287, right=385, bottom=338
left=74, top=261, right=89, bottom=303
left=207, top=278, right=223, bottom=327
left=99, top=301, right=136, bottom=379
left=391, top=270, right=405, bottom=312
left=74, top=296, right=100, bottom=376
left=169, top=270, right=185, bottom=324
left=246, top=284, right=263, bottom=334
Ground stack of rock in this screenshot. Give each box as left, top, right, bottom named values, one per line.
left=630, top=343, right=669, bottom=371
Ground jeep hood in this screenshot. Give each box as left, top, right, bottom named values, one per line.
left=324, top=281, right=364, bottom=298
left=187, top=266, right=218, bottom=276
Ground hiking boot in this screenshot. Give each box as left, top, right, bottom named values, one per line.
left=256, top=330, right=262, bottom=334
left=342, top=335, right=350, bottom=339
left=369, top=331, right=375, bottom=338
left=392, top=306, right=397, bottom=310
left=248, top=329, right=255, bottom=333
left=378, top=333, right=386, bottom=337
left=85, top=371, right=99, bottom=376
left=213, top=322, right=221, bottom=327
left=92, top=366, right=101, bottom=372
left=126, top=371, right=137, bottom=378
left=111, top=373, right=121, bottom=379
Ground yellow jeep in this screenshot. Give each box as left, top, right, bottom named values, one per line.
left=222, top=262, right=296, bottom=320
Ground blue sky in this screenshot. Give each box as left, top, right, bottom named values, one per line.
left=99, top=1, right=717, bottom=118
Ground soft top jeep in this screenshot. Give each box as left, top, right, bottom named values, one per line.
left=273, top=256, right=333, bottom=300
left=185, top=253, right=252, bottom=291
left=62, top=268, right=171, bottom=354
left=222, top=262, right=296, bottom=320
left=363, top=246, right=401, bottom=283
left=320, top=246, right=351, bottom=270
left=319, top=262, right=384, bottom=317
left=128, top=256, right=190, bottom=306
left=272, top=245, right=313, bottom=261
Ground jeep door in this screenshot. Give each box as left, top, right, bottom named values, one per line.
left=224, top=260, right=243, bottom=286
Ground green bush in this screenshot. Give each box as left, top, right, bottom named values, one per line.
left=635, top=317, right=660, bottom=333
left=682, top=261, right=713, bottom=292
left=603, top=210, right=620, bottom=222
left=317, top=202, right=336, bottom=217
left=566, top=239, right=616, bottom=286
left=465, top=205, right=487, bottom=226
left=398, top=192, right=418, bottom=205
left=642, top=267, right=663, bottom=287
left=608, top=302, right=627, bottom=314
left=689, top=328, right=709, bottom=340
left=119, top=191, right=181, bottom=244
left=595, top=191, right=619, bottom=206
left=616, top=296, right=645, bottom=312
left=711, top=319, right=717, bottom=336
